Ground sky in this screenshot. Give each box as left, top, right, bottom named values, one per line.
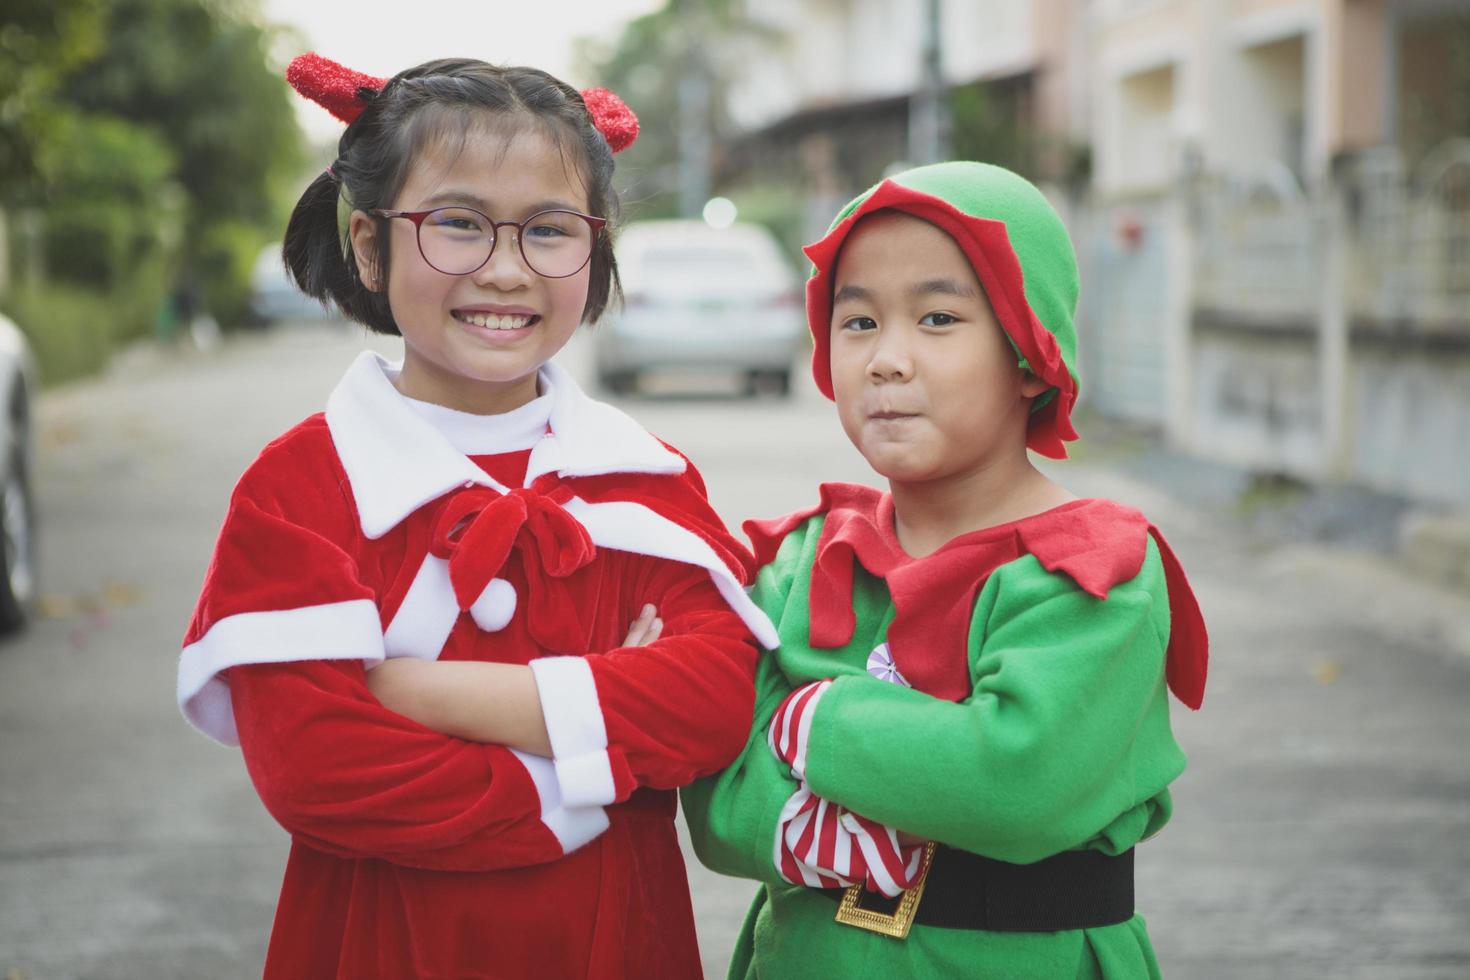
left=260, top=0, right=665, bottom=144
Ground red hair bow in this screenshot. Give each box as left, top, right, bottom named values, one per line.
left=578, top=87, right=640, bottom=153
left=285, top=53, right=387, bottom=125
left=285, top=52, right=639, bottom=153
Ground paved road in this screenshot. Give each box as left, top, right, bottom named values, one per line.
left=2, top=323, right=1468, bottom=979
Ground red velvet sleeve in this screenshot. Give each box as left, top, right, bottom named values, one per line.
left=526, top=554, right=760, bottom=809
left=229, top=658, right=606, bottom=872
left=599, top=556, right=760, bottom=783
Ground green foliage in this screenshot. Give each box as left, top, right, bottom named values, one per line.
left=949, top=81, right=1036, bottom=179
left=195, top=218, right=270, bottom=325
left=34, top=109, right=179, bottom=290
left=579, top=6, right=688, bottom=218
left=1, top=0, right=304, bottom=383
left=1398, top=12, right=1470, bottom=164
left=0, top=283, right=116, bottom=385
left=581, top=0, right=775, bottom=220
left=0, top=0, right=106, bottom=188
left=57, top=0, right=303, bottom=319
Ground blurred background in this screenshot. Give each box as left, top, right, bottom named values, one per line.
left=2, top=1, right=1469, bottom=978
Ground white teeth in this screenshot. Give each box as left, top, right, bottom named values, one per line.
left=456, top=312, right=534, bottom=330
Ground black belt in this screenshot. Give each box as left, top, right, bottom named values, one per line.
left=815, top=845, right=1134, bottom=935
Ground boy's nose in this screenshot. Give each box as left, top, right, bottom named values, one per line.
left=866, top=330, right=914, bottom=382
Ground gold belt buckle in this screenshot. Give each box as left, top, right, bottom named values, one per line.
left=832, top=841, right=937, bottom=939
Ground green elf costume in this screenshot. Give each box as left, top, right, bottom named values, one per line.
left=682, top=162, right=1209, bottom=979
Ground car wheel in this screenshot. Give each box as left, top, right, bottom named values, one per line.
left=0, top=449, right=35, bottom=633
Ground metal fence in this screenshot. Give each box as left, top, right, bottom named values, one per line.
left=1074, top=138, right=1470, bottom=504
left=1190, top=138, right=1470, bottom=331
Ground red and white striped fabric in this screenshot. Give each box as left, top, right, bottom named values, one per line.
left=772, top=785, right=926, bottom=897
left=768, top=678, right=924, bottom=897
left=768, top=680, right=831, bottom=781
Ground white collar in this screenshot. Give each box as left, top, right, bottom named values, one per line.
left=401, top=386, right=550, bottom=456
left=325, top=351, right=686, bottom=539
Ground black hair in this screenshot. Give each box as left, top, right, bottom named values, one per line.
left=283, top=58, right=621, bottom=334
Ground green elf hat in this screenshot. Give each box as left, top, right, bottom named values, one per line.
left=804, top=161, right=1081, bottom=459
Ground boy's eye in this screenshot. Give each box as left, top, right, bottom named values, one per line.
left=840, top=316, right=878, bottom=332
left=920, top=312, right=957, bottom=327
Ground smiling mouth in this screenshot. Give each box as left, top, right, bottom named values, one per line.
left=452, top=310, right=540, bottom=330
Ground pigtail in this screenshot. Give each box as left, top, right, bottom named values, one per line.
left=283, top=164, right=397, bottom=334
left=282, top=170, right=356, bottom=313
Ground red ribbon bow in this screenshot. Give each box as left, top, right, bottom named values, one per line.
left=430, top=485, right=596, bottom=613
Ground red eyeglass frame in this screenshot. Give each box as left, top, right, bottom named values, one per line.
left=371, top=207, right=607, bottom=278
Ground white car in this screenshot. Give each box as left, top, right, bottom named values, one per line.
left=594, top=220, right=806, bottom=395
left=0, top=313, right=36, bottom=633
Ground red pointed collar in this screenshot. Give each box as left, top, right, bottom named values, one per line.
left=802, top=181, right=1079, bottom=459
left=746, top=484, right=1206, bottom=708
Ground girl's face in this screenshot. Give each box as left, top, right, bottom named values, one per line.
left=350, top=124, right=592, bottom=414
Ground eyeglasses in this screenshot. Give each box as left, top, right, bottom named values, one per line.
left=371, top=207, right=606, bottom=279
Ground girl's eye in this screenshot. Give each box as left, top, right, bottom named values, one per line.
left=430, top=213, right=485, bottom=233
left=841, top=316, right=878, bottom=332
left=920, top=312, right=957, bottom=327
left=525, top=222, right=568, bottom=239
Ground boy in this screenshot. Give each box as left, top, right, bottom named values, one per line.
left=682, top=162, right=1208, bottom=979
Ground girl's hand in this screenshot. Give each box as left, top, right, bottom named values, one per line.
left=622, top=603, right=663, bottom=647
left=895, top=830, right=929, bottom=848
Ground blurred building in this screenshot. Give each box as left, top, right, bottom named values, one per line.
left=1082, top=0, right=1469, bottom=507
left=720, top=0, right=1090, bottom=242
left=715, top=0, right=1470, bottom=507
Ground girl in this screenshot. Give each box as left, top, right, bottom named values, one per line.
left=176, top=54, right=775, bottom=979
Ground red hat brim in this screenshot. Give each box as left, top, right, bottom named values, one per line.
left=803, top=180, right=1079, bottom=459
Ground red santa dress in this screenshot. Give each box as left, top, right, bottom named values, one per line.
left=177, top=352, right=777, bottom=979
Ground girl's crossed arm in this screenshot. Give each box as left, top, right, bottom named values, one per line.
left=366, top=604, right=665, bottom=755
left=368, top=552, right=760, bottom=808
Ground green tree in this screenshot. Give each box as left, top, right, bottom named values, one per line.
left=57, top=0, right=303, bottom=321
left=580, top=0, right=775, bottom=221
left=0, top=0, right=105, bottom=190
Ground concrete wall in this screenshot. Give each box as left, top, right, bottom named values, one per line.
left=1352, top=345, right=1470, bottom=505
left=1189, top=326, right=1326, bottom=477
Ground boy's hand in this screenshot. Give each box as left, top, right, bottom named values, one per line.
left=622, top=603, right=663, bottom=647
left=775, top=787, right=928, bottom=897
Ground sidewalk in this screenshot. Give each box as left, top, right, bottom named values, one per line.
left=1055, top=416, right=1470, bottom=660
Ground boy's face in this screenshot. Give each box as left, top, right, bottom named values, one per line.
left=828, top=211, right=1048, bottom=485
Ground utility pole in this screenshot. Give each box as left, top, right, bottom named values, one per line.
left=908, top=0, right=950, bottom=166
left=677, top=0, right=712, bottom=218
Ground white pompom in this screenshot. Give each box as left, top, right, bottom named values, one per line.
left=470, top=578, right=517, bottom=632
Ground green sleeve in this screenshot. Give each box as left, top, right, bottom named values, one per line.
left=680, top=523, right=814, bottom=884
left=803, top=539, right=1186, bottom=865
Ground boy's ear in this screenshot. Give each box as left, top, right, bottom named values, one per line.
left=347, top=210, right=382, bottom=291
left=1020, top=371, right=1051, bottom=399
